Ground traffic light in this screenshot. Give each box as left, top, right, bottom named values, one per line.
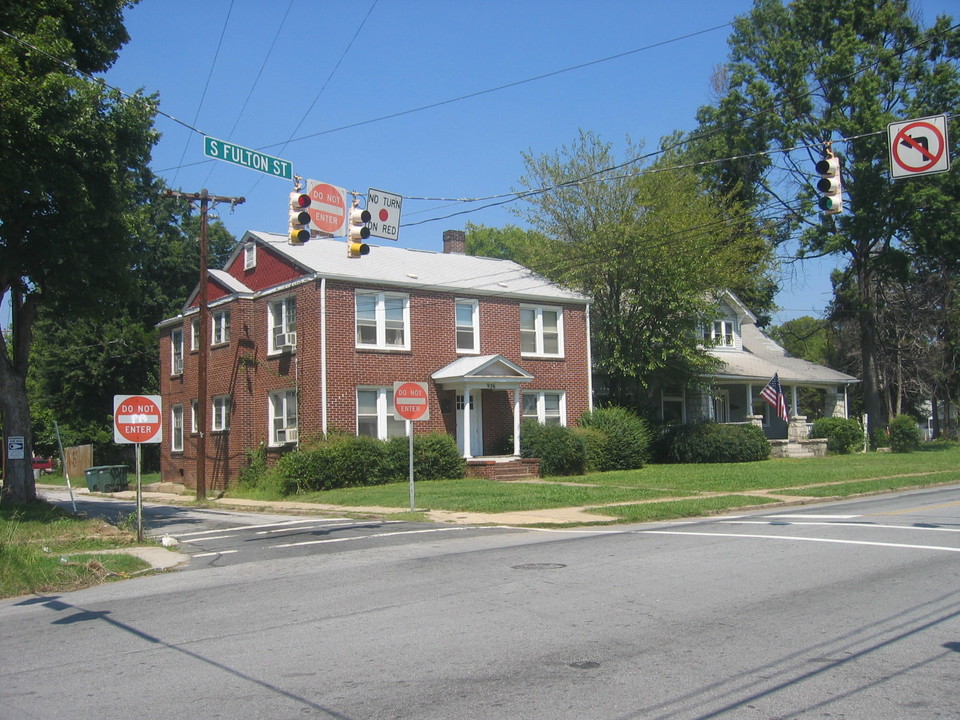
left=288, top=192, right=312, bottom=244
left=815, top=155, right=843, bottom=215
left=347, top=204, right=371, bottom=258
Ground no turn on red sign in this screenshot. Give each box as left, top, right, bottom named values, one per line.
left=114, top=395, right=162, bottom=444
left=888, top=114, right=951, bottom=179
left=393, top=382, right=430, bottom=422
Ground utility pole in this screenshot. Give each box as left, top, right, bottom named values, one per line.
left=163, top=189, right=245, bottom=500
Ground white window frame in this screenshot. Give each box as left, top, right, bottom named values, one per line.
left=268, top=296, right=297, bottom=354
left=661, top=385, right=686, bottom=425
left=269, top=389, right=298, bottom=446
left=455, top=299, right=480, bottom=354
left=212, top=309, right=230, bottom=346
left=190, top=317, right=200, bottom=351
left=522, top=391, right=566, bottom=426
left=355, top=290, right=410, bottom=351
left=171, top=329, right=184, bottom=375
left=356, top=387, right=408, bottom=440
left=703, top=318, right=737, bottom=349
left=171, top=405, right=184, bottom=452
left=243, top=241, right=257, bottom=270
left=212, top=395, right=231, bottom=432
left=191, top=399, right=198, bottom=434
left=520, top=305, right=563, bottom=358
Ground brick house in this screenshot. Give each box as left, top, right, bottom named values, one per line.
left=156, top=230, right=592, bottom=490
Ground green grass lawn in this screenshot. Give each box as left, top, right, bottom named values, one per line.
left=242, top=443, right=960, bottom=515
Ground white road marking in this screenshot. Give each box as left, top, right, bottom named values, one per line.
left=192, top=550, right=240, bottom=558
left=723, top=520, right=960, bottom=533
left=642, top=530, right=960, bottom=553
left=272, top=526, right=507, bottom=549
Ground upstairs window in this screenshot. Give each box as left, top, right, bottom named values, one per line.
left=356, top=291, right=410, bottom=350
left=190, top=317, right=200, bottom=351
left=212, top=395, right=231, bottom=432
left=703, top=318, right=737, bottom=348
left=243, top=242, right=256, bottom=270
left=171, top=329, right=184, bottom=375
left=520, top=305, right=563, bottom=357
left=212, top=310, right=230, bottom=346
left=455, top=299, right=479, bottom=353
left=269, top=296, right=297, bottom=353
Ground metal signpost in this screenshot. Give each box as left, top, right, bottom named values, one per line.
left=203, top=136, right=293, bottom=180
left=393, top=382, right=430, bottom=511
left=114, top=394, right=163, bottom=540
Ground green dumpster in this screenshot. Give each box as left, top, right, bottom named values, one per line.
left=84, top=465, right=129, bottom=493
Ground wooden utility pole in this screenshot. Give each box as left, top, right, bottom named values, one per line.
left=163, top=189, right=244, bottom=500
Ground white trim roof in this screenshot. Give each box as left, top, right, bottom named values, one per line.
left=239, top=231, right=589, bottom=304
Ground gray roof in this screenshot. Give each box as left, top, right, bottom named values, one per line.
left=709, top=322, right=858, bottom=386
left=241, top=231, right=589, bottom=304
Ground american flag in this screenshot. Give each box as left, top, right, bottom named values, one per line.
left=760, top=373, right=789, bottom=422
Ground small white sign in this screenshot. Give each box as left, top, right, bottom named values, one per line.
left=366, top=188, right=402, bottom=241
left=888, top=114, right=950, bottom=179
left=7, top=436, right=25, bottom=460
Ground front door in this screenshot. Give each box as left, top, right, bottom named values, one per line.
left=456, top=392, right=483, bottom=457
left=713, top=389, right=730, bottom=423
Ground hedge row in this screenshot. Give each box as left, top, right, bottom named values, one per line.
left=239, top=432, right=465, bottom=496
left=654, top=422, right=771, bottom=464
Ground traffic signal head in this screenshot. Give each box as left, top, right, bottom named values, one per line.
left=815, top=156, right=843, bottom=215
left=288, top=192, right=312, bottom=244
left=347, top=205, right=371, bottom=258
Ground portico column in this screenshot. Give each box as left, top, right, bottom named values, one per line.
left=513, top=387, right=521, bottom=456
left=791, top=385, right=799, bottom=416
left=463, top=387, right=472, bottom=460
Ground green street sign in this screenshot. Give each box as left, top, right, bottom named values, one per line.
left=203, top=137, right=292, bottom=180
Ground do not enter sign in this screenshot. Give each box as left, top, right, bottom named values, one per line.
left=114, top=395, right=163, bottom=444
left=393, top=382, right=430, bottom=422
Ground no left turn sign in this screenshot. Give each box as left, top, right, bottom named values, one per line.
left=888, top=114, right=951, bottom=179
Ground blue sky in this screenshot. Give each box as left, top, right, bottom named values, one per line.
left=11, top=0, right=959, bottom=329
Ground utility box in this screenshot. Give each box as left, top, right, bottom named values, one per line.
left=83, top=466, right=129, bottom=493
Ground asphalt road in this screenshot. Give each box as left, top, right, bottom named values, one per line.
left=4, top=485, right=959, bottom=719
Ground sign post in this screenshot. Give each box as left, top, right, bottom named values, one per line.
left=393, top=382, right=430, bottom=511
left=114, top=395, right=163, bottom=541
left=888, top=115, right=951, bottom=179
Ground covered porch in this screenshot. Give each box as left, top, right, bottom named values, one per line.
left=431, top=354, right=534, bottom=459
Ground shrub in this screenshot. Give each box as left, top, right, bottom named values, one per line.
left=811, top=417, right=863, bottom=454
left=578, top=406, right=651, bottom=470
left=888, top=414, right=921, bottom=453
left=520, top=420, right=586, bottom=476
left=655, top=422, right=771, bottom=464
left=572, top=426, right=606, bottom=472
left=385, top=433, right=465, bottom=481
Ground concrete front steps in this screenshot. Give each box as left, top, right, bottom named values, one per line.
left=465, top=457, right=541, bottom=481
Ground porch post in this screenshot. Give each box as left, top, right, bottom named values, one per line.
left=463, top=387, right=473, bottom=460
left=791, top=385, right=799, bottom=416
left=746, top=384, right=754, bottom=413
left=513, top=388, right=521, bottom=456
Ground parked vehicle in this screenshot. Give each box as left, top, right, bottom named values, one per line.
left=32, top=457, right=54, bottom=474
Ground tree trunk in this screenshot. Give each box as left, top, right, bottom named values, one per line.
left=857, top=263, right=885, bottom=440
left=0, top=287, right=38, bottom=504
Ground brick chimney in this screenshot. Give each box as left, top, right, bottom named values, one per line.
left=443, top=229, right=466, bottom=254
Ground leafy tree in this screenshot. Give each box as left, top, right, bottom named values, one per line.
left=0, top=1, right=157, bottom=503
left=464, top=222, right=548, bottom=265
left=511, top=129, right=775, bottom=408
left=685, top=0, right=960, bottom=438
left=27, top=199, right=238, bottom=466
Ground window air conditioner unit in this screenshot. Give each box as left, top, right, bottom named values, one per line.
left=278, top=332, right=297, bottom=350
left=285, top=428, right=299, bottom=443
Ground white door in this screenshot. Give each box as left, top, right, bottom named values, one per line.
left=456, top=392, right=483, bottom=456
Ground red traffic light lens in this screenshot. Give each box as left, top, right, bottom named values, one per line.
left=292, top=193, right=311, bottom=208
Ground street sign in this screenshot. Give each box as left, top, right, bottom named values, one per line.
left=307, top=180, right=348, bottom=236
left=203, top=137, right=292, bottom=179
left=114, top=395, right=162, bottom=444
left=366, top=188, right=402, bottom=240
left=393, top=382, right=430, bottom=421
left=888, top=115, right=951, bottom=179
left=7, top=436, right=24, bottom=460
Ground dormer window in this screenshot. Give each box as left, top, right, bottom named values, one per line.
left=243, top=242, right=256, bottom=270
left=704, top=318, right=737, bottom=348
